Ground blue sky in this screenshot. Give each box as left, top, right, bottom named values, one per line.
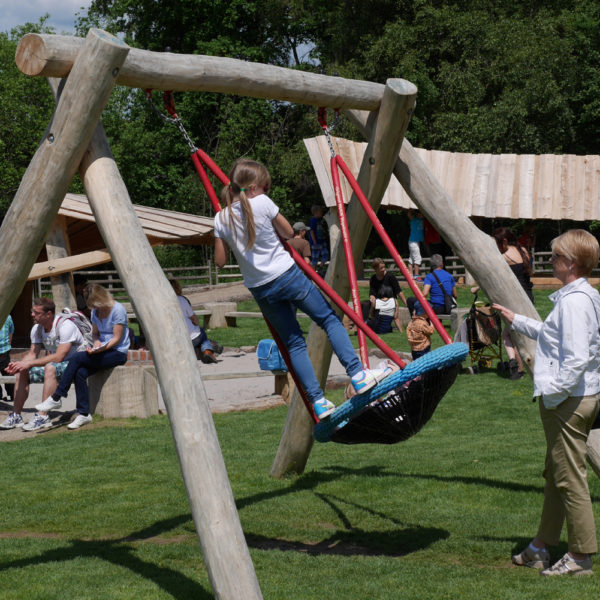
left=1, top=1, right=92, bottom=34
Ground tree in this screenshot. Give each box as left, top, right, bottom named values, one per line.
left=0, top=20, right=56, bottom=215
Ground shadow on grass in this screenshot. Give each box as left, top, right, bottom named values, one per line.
left=0, top=515, right=212, bottom=600
left=246, top=524, right=448, bottom=557
left=237, top=464, right=554, bottom=514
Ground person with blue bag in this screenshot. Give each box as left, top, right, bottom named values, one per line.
left=214, top=159, right=392, bottom=421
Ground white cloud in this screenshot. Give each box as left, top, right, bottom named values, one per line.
left=0, top=0, right=92, bottom=34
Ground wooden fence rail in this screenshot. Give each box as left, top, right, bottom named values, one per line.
left=37, top=251, right=588, bottom=300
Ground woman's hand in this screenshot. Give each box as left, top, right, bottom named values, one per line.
left=492, top=303, right=515, bottom=324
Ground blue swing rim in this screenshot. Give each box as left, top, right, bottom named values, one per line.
left=313, top=342, right=469, bottom=443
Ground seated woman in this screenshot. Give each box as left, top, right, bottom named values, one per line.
left=35, top=283, right=130, bottom=429
left=169, top=279, right=223, bottom=363
left=362, top=258, right=406, bottom=333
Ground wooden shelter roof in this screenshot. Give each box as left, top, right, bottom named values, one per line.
left=304, top=136, right=600, bottom=220
left=59, top=193, right=214, bottom=254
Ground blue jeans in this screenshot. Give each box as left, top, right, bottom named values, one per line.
left=250, top=264, right=362, bottom=403
left=54, top=349, right=128, bottom=415
left=192, top=329, right=213, bottom=353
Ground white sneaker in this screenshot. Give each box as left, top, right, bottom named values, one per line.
left=22, top=413, right=52, bottom=432
left=351, top=365, right=394, bottom=394
left=67, top=414, right=93, bottom=430
left=35, top=396, right=62, bottom=412
left=0, top=412, right=24, bottom=429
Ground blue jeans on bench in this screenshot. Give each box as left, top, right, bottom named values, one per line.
left=250, top=264, right=362, bottom=403
left=53, top=349, right=128, bottom=415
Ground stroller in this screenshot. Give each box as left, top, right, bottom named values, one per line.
left=455, top=294, right=503, bottom=374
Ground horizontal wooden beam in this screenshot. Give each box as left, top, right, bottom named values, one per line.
left=16, top=33, right=388, bottom=111
left=28, top=249, right=112, bottom=281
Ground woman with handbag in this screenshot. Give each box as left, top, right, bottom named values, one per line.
left=406, top=254, right=457, bottom=316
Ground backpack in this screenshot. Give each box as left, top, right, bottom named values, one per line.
left=56, top=308, right=94, bottom=348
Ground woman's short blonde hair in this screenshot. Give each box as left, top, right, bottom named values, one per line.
left=83, top=283, right=114, bottom=309
left=551, top=229, right=600, bottom=277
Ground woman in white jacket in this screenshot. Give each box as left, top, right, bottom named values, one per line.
left=494, top=229, right=600, bottom=577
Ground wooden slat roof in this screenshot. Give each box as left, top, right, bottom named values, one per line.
left=304, top=136, right=600, bottom=220
left=59, top=193, right=214, bottom=254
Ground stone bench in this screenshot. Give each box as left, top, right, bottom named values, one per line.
left=89, top=365, right=159, bottom=419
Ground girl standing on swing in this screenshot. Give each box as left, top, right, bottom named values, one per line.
left=214, top=159, right=392, bottom=420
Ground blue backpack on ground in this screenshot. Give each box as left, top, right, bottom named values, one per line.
left=257, top=339, right=288, bottom=372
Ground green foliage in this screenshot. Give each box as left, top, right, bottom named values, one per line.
left=0, top=19, right=56, bottom=215
left=4, top=1, right=600, bottom=235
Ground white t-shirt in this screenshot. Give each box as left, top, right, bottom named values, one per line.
left=177, top=295, right=201, bottom=340
left=31, top=316, right=87, bottom=360
left=213, top=194, right=294, bottom=288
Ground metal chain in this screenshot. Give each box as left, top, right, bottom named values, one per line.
left=319, top=108, right=342, bottom=158
left=145, top=90, right=198, bottom=153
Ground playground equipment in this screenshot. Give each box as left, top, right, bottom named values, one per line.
left=1, top=29, right=541, bottom=599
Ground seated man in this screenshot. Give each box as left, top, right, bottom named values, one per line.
left=0, top=297, right=87, bottom=431
left=406, top=254, right=457, bottom=316
left=362, top=258, right=407, bottom=333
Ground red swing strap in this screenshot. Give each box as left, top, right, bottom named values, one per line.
left=146, top=90, right=408, bottom=423
left=317, top=108, right=452, bottom=346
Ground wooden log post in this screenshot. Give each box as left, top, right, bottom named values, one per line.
left=345, top=111, right=540, bottom=368
left=0, top=29, right=128, bottom=331
left=75, top=113, right=262, bottom=598
left=17, top=33, right=385, bottom=110
left=45, top=215, right=76, bottom=311
left=270, top=79, right=417, bottom=478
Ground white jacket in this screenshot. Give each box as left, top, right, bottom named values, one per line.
left=511, top=277, right=600, bottom=408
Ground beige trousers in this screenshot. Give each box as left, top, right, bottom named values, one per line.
left=537, top=393, right=600, bottom=554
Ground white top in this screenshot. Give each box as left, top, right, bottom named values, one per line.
left=31, top=316, right=87, bottom=360
left=177, top=295, right=201, bottom=340
left=375, top=297, right=396, bottom=316
left=213, top=194, right=294, bottom=288
left=511, top=277, right=600, bottom=408
left=91, top=302, right=130, bottom=354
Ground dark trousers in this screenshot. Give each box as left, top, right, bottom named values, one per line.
left=406, top=296, right=445, bottom=316
left=54, top=349, right=128, bottom=415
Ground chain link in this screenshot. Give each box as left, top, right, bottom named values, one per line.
left=319, top=108, right=342, bottom=158
left=145, top=90, right=198, bottom=153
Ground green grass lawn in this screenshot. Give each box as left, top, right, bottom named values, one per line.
left=3, top=287, right=597, bottom=599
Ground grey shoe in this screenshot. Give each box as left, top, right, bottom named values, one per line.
left=512, top=545, right=550, bottom=569
left=22, top=413, right=52, bottom=432
left=541, top=553, right=593, bottom=576
left=0, top=412, right=24, bottom=429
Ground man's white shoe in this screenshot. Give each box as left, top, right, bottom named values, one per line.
left=35, top=397, right=62, bottom=412
left=67, top=414, right=92, bottom=429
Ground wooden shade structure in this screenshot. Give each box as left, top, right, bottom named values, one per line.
left=58, top=193, right=214, bottom=252
left=305, top=136, right=600, bottom=220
